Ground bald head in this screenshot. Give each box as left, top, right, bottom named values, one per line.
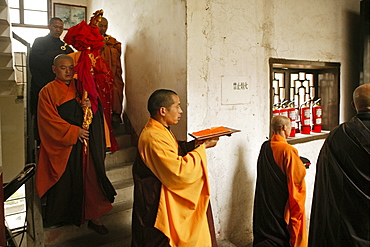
left=52, top=54, right=74, bottom=84
left=53, top=54, right=73, bottom=66
left=353, top=83, right=370, bottom=112
left=271, top=115, right=291, bottom=135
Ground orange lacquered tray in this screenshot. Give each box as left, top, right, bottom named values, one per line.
left=189, top=126, right=240, bottom=140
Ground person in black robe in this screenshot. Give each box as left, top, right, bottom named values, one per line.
left=29, top=17, right=73, bottom=140
left=308, top=83, right=370, bottom=247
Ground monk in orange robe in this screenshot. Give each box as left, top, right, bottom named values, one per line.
left=98, top=17, right=124, bottom=126
left=36, top=54, right=116, bottom=234
left=253, top=115, right=307, bottom=247
left=132, top=89, right=219, bottom=247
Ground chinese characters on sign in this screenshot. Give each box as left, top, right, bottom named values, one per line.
left=233, top=82, right=248, bottom=90
left=222, top=75, right=251, bottom=105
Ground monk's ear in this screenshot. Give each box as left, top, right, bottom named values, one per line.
left=351, top=101, right=356, bottom=111
left=52, top=65, right=56, bottom=74
left=159, top=107, right=166, bottom=117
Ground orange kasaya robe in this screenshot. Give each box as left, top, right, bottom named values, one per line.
left=36, top=78, right=80, bottom=197
left=101, top=35, right=124, bottom=115
left=136, top=118, right=212, bottom=247
left=270, top=134, right=307, bottom=247
left=36, top=78, right=114, bottom=224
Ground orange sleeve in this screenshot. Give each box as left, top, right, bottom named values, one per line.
left=271, top=135, right=307, bottom=247
left=36, top=81, right=81, bottom=197
left=284, top=147, right=307, bottom=247
left=38, top=85, right=80, bottom=147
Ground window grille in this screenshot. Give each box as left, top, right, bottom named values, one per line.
left=270, top=58, right=340, bottom=137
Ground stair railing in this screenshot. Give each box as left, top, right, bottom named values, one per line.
left=11, top=32, right=42, bottom=246
left=11, top=32, right=34, bottom=164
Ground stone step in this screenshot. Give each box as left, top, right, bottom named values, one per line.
left=0, top=35, right=11, bottom=53
left=112, top=178, right=134, bottom=204
left=44, top=202, right=133, bottom=247
left=0, top=66, right=12, bottom=70
left=113, top=122, right=127, bottom=136
left=0, top=51, right=11, bottom=57
left=0, top=24, right=10, bottom=38
left=115, top=134, right=132, bottom=149
left=0, top=18, right=9, bottom=26
left=0, top=17, right=9, bottom=25
left=106, top=161, right=133, bottom=183
left=106, top=146, right=137, bottom=165
left=0, top=80, right=15, bottom=86
left=0, top=80, right=16, bottom=95
left=0, top=55, right=11, bottom=66
left=0, top=52, right=12, bottom=67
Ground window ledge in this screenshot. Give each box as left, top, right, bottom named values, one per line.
left=287, top=130, right=329, bottom=145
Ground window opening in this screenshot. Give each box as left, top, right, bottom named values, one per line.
left=4, top=185, right=26, bottom=230
left=270, top=59, right=340, bottom=141
left=9, top=0, right=50, bottom=27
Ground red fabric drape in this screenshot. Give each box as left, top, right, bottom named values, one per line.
left=64, top=20, right=118, bottom=152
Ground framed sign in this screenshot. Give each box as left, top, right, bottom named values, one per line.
left=54, top=3, right=86, bottom=29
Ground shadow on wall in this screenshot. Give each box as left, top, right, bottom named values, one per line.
left=124, top=42, right=149, bottom=135
left=225, top=145, right=255, bottom=247
left=123, top=39, right=187, bottom=139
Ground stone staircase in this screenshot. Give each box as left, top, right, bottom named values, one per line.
left=0, top=0, right=16, bottom=96
left=43, top=123, right=136, bottom=247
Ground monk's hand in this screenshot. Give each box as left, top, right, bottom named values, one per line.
left=195, top=139, right=205, bottom=147
left=203, top=137, right=219, bottom=149
left=81, top=98, right=91, bottom=108
left=78, top=128, right=89, bottom=142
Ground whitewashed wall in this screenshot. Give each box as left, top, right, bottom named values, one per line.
left=187, top=1, right=359, bottom=246
left=89, top=0, right=360, bottom=246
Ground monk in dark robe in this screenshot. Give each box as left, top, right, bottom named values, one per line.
left=36, top=54, right=116, bottom=235
left=132, top=89, right=219, bottom=247
left=29, top=17, right=73, bottom=116
left=308, top=83, right=370, bottom=247
left=253, top=115, right=307, bottom=247
left=98, top=17, right=125, bottom=127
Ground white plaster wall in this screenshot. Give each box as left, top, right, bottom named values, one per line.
left=187, top=0, right=360, bottom=246
left=0, top=97, right=25, bottom=183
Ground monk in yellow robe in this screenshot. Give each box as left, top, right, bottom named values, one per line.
left=132, top=89, right=219, bottom=247
left=98, top=17, right=124, bottom=126
left=253, top=115, right=307, bottom=247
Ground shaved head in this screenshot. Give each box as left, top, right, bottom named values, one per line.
left=53, top=54, right=73, bottom=66
left=147, top=89, right=177, bottom=117
left=271, top=115, right=291, bottom=134
left=353, top=83, right=370, bottom=112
